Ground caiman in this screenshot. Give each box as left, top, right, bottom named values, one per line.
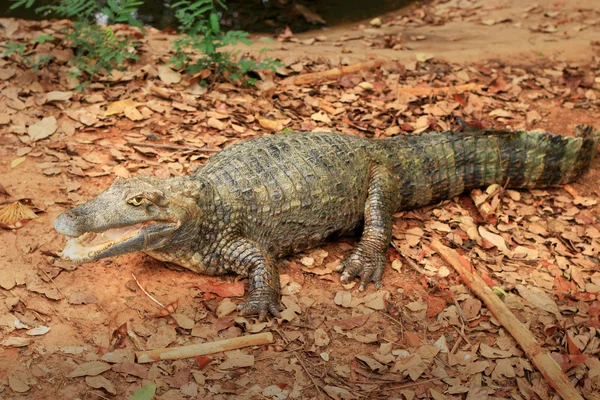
left=55, top=126, right=600, bottom=318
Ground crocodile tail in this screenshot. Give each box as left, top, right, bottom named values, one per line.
left=386, top=126, right=599, bottom=210
left=569, top=125, right=600, bottom=181
left=496, top=125, right=600, bottom=189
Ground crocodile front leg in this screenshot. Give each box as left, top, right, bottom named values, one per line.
left=222, top=238, right=282, bottom=319
left=337, top=164, right=397, bottom=290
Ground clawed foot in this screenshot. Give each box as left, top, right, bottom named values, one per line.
left=337, top=247, right=386, bottom=291
left=237, top=287, right=282, bottom=320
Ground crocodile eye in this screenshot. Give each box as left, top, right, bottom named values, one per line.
left=128, top=196, right=145, bottom=206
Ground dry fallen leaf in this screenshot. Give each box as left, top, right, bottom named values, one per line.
left=85, top=375, right=117, bottom=395
left=105, top=98, right=142, bottom=116
left=11, top=157, right=26, bottom=168
left=8, top=376, right=30, bottom=393
left=45, top=91, right=73, bottom=102
left=28, top=116, right=58, bottom=142
left=68, top=361, right=112, bottom=378
left=157, top=65, right=182, bottom=85
left=145, top=326, right=177, bottom=350
left=219, top=350, right=254, bottom=369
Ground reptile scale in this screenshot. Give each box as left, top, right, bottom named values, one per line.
left=55, top=126, right=600, bottom=318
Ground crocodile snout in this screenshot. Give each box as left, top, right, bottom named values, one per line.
left=54, top=210, right=83, bottom=236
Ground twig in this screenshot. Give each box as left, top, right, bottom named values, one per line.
left=126, top=141, right=219, bottom=153
left=86, top=390, right=111, bottom=400
left=353, top=368, right=405, bottom=382
left=131, top=273, right=164, bottom=308
left=274, top=328, right=327, bottom=399
left=280, top=60, right=383, bottom=86
left=431, top=240, right=584, bottom=400
left=396, top=83, right=483, bottom=97
left=384, top=377, right=444, bottom=391
left=136, top=332, right=274, bottom=363
left=39, top=268, right=66, bottom=299
left=450, top=336, right=463, bottom=354
left=294, top=350, right=325, bottom=400
left=469, top=188, right=498, bottom=224
left=379, top=311, right=404, bottom=339
left=562, top=184, right=580, bottom=198
left=451, top=324, right=472, bottom=347
left=390, top=242, right=425, bottom=274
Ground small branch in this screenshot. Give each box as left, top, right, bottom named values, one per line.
left=39, top=268, right=66, bottom=299
left=131, top=273, right=164, bottom=308
left=136, top=332, right=274, bottom=363
left=294, top=349, right=325, bottom=399
left=280, top=60, right=383, bottom=86
left=430, top=240, right=584, bottom=400
left=396, top=82, right=483, bottom=97
left=384, top=377, right=444, bottom=391
left=390, top=242, right=432, bottom=288
left=126, top=141, right=220, bottom=153
left=562, top=184, right=580, bottom=198
left=469, top=188, right=498, bottom=225
left=353, top=368, right=405, bottom=382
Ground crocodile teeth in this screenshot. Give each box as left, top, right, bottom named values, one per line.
left=60, top=223, right=145, bottom=262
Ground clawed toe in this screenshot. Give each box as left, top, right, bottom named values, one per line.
left=237, top=288, right=281, bottom=320
left=337, top=247, right=386, bottom=290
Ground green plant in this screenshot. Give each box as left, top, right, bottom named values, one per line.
left=3, top=42, right=26, bottom=57
left=9, top=0, right=143, bottom=87
left=171, top=0, right=280, bottom=83
left=3, top=35, right=55, bottom=71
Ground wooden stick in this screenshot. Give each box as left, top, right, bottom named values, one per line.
left=430, top=240, right=584, bottom=400
left=280, top=60, right=383, bottom=86
left=126, top=141, right=220, bottom=153
left=136, top=332, right=274, bottom=363
left=469, top=188, right=498, bottom=225
left=131, top=273, right=164, bottom=308
left=396, top=82, right=483, bottom=96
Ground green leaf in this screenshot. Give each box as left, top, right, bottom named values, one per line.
left=210, top=12, right=220, bottom=33
left=31, top=34, right=55, bottom=44
left=4, top=42, right=26, bottom=56
left=129, top=383, right=156, bottom=400
left=10, top=0, right=35, bottom=10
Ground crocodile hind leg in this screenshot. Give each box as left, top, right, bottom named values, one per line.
left=222, top=238, right=282, bottom=319
left=337, top=164, right=397, bottom=290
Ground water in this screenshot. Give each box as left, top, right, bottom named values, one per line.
left=0, top=0, right=415, bottom=33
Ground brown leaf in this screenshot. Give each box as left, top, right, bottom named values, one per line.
left=155, top=299, right=179, bottom=317
left=111, top=362, right=149, bottom=379
left=314, top=328, right=330, bottom=346
left=85, top=375, right=116, bottom=395
left=28, top=116, right=58, bottom=142
left=550, top=352, right=589, bottom=372
left=8, top=376, right=30, bottom=393
left=105, top=98, right=142, bottom=116
left=195, top=356, right=212, bottom=369
left=219, top=350, right=254, bottom=369
left=68, top=292, right=98, bottom=305
left=157, top=65, right=182, bottom=85
left=145, top=325, right=177, bottom=349
left=426, top=295, right=446, bottom=317
left=208, top=117, right=227, bottom=130
left=45, top=91, right=73, bottom=103
left=68, top=361, right=111, bottom=377
left=333, top=314, right=370, bottom=330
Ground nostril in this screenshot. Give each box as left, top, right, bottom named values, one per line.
left=64, top=211, right=77, bottom=221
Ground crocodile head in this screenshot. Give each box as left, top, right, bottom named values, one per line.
left=54, top=175, right=203, bottom=264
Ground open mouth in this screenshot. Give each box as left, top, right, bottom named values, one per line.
left=59, top=222, right=152, bottom=263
